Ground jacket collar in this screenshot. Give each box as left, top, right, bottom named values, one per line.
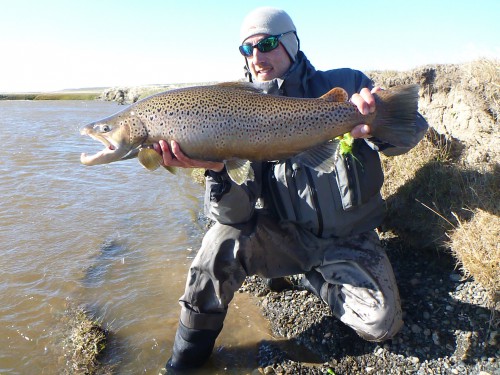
left=244, top=51, right=316, bottom=96
left=281, top=51, right=316, bottom=97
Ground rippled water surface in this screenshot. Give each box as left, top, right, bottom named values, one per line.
left=0, top=100, right=270, bottom=374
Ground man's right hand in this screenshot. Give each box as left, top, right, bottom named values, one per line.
left=153, top=140, right=225, bottom=172
left=349, top=87, right=382, bottom=139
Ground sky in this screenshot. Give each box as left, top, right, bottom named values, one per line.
left=0, top=0, right=499, bottom=93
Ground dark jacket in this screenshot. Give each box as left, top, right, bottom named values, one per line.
left=204, top=52, right=428, bottom=238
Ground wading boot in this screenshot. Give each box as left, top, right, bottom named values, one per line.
left=263, top=277, right=294, bottom=292
left=165, top=321, right=222, bottom=372
left=300, top=270, right=328, bottom=301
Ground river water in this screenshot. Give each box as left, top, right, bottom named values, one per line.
left=0, top=100, right=271, bottom=374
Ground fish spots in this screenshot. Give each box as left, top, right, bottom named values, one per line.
left=114, top=84, right=363, bottom=161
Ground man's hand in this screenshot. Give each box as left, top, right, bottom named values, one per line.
left=349, top=87, right=382, bottom=139
left=153, top=140, right=225, bottom=172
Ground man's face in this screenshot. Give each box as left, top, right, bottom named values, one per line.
left=243, top=34, right=293, bottom=82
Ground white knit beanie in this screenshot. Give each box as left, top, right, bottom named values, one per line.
left=240, top=7, right=299, bottom=61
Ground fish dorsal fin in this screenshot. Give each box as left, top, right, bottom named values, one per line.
left=319, top=87, right=349, bottom=102
left=215, top=82, right=263, bottom=94
left=293, top=141, right=340, bottom=173
left=225, top=159, right=255, bottom=185
left=138, top=148, right=176, bottom=174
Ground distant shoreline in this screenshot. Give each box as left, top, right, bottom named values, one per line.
left=0, top=89, right=104, bottom=101
left=0, top=83, right=210, bottom=102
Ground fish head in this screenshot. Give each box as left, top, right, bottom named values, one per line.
left=80, top=109, right=147, bottom=166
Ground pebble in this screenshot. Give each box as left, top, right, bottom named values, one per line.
left=410, top=356, right=420, bottom=364
left=263, top=366, right=274, bottom=374
left=411, top=324, right=422, bottom=334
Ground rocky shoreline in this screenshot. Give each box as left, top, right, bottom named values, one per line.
left=237, top=234, right=498, bottom=375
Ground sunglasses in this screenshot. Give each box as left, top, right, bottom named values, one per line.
left=239, top=31, right=295, bottom=57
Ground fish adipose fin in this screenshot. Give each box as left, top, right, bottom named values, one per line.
left=370, top=85, right=420, bottom=148
left=319, top=87, right=349, bottom=102
left=294, top=141, right=340, bottom=173
left=225, top=159, right=255, bottom=185
left=138, top=148, right=176, bottom=174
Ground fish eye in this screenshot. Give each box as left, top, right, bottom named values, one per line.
left=94, top=124, right=112, bottom=133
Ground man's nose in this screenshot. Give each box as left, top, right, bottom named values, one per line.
left=252, top=47, right=266, bottom=62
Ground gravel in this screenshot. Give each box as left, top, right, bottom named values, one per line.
left=238, top=236, right=499, bottom=375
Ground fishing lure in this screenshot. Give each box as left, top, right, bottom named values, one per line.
left=335, top=132, right=362, bottom=167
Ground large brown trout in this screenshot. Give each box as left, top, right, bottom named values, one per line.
left=80, top=83, right=419, bottom=184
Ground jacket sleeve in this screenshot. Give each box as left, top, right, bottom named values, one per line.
left=364, top=112, right=429, bottom=156
left=203, top=163, right=262, bottom=224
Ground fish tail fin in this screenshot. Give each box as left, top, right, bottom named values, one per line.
left=370, top=84, right=420, bottom=147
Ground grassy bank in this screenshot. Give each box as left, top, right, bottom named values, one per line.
left=0, top=93, right=40, bottom=100
left=371, top=59, right=499, bottom=305
left=0, top=89, right=103, bottom=101
left=33, top=92, right=102, bottom=100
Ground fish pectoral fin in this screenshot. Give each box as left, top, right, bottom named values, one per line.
left=319, top=87, right=349, bottom=102
left=225, top=159, right=255, bottom=185
left=138, top=148, right=177, bottom=174
left=138, top=148, right=163, bottom=171
left=294, top=141, right=340, bottom=173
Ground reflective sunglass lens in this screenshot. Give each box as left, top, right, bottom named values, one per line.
left=257, top=36, right=278, bottom=52
left=239, top=35, right=282, bottom=57
left=239, top=45, right=253, bottom=56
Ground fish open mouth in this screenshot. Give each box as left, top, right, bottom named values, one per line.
left=80, top=132, right=128, bottom=166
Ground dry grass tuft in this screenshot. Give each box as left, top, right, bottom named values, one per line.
left=381, top=129, right=499, bottom=301
left=459, top=58, right=500, bottom=122
left=62, top=304, right=113, bottom=375
left=380, top=128, right=453, bottom=199
left=448, top=209, right=500, bottom=303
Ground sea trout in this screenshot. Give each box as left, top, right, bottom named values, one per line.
left=80, top=83, right=419, bottom=184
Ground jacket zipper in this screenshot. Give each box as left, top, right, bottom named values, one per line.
left=304, top=168, right=324, bottom=238
left=284, top=160, right=301, bottom=221
left=344, top=154, right=362, bottom=207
